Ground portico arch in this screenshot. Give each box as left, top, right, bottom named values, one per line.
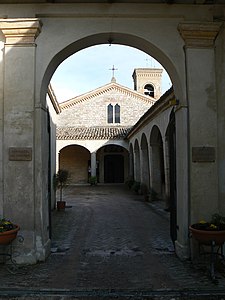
left=134, top=139, right=141, bottom=182
left=96, top=144, right=129, bottom=183
left=129, top=143, right=134, bottom=181
left=59, top=145, right=90, bottom=184
left=140, top=133, right=150, bottom=189
left=150, top=126, right=165, bottom=200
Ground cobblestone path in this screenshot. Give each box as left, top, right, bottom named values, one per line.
left=0, top=184, right=225, bottom=299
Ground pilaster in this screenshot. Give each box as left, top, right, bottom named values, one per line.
left=178, top=22, right=222, bottom=225
left=0, top=18, right=42, bottom=46
left=0, top=19, right=49, bottom=264
left=175, top=21, right=223, bottom=260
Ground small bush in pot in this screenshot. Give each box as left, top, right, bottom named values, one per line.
left=54, top=169, right=70, bottom=211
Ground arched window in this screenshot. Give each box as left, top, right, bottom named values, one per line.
left=144, top=84, right=154, bottom=97
left=107, top=104, right=113, bottom=123
left=107, top=104, right=120, bottom=124
left=115, top=104, right=120, bottom=123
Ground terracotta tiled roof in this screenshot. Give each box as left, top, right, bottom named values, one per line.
left=57, top=126, right=132, bottom=140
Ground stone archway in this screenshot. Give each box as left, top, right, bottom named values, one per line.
left=140, top=133, right=150, bottom=189
left=129, top=143, right=134, bottom=181
left=59, top=145, right=91, bottom=184
left=1, top=6, right=223, bottom=263
left=97, top=144, right=129, bottom=184
left=38, top=28, right=187, bottom=263
left=150, top=125, right=165, bottom=200
left=134, top=139, right=141, bottom=182
left=0, top=25, right=186, bottom=263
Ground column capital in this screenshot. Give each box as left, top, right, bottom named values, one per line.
left=0, top=18, right=42, bottom=46
left=178, top=22, right=222, bottom=48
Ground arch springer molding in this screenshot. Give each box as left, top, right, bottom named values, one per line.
left=178, top=22, right=222, bottom=48
left=0, top=18, right=42, bottom=45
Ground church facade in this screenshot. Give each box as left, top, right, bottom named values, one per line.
left=56, top=68, right=162, bottom=185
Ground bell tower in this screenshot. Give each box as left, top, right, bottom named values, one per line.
left=132, top=68, right=163, bottom=100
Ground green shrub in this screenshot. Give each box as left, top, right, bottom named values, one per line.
left=89, top=176, right=97, bottom=186
left=125, top=178, right=135, bottom=189
left=131, top=181, right=141, bottom=194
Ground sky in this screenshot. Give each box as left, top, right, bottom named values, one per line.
left=50, top=44, right=172, bottom=103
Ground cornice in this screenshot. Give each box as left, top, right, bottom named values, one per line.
left=178, top=22, right=222, bottom=48
left=0, top=18, right=42, bottom=46
left=60, top=82, right=155, bottom=110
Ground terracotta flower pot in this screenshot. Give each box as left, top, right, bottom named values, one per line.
left=0, top=225, right=20, bottom=245
left=189, top=225, right=225, bottom=245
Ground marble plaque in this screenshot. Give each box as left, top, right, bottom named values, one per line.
left=9, top=147, right=32, bottom=161
left=192, top=147, right=215, bottom=162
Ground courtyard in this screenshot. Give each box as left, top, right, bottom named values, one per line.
left=0, top=185, right=225, bottom=299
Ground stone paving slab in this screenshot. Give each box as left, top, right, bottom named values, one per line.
left=0, top=185, right=225, bottom=299
left=0, top=288, right=225, bottom=300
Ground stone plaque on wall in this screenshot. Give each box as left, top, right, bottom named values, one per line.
left=9, top=147, right=32, bottom=161
left=192, top=147, right=215, bottom=162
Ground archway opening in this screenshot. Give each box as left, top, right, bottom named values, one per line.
left=41, top=31, right=183, bottom=273
left=165, top=110, right=177, bottom=243
left=150, top=125, right=165, bottom=200
left=141, top=133, right=150, bottom=189
left=134, top=139, right=141, bottom=182
left=96, top=144, right=129, bottom=184
left=59, top=145, right=91, bottom=184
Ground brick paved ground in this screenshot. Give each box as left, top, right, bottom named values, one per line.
left=0, top=184, right=225, bottom=299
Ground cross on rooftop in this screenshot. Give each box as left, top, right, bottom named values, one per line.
left=109, top=65, right=118, bottom=77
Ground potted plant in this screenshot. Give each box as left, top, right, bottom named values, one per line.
left=189, top=214, right=225, bottom=245
left=131, top=181, right=141, bottom=194
left=89, top=176, right=97, bottom=186
left=0, top=218, right=20, bottom=245
left=55, top=169, right=70, bottom=211
left=125, top=177, right=135, bottom=190
left=140, top=183, right=149, bottom=201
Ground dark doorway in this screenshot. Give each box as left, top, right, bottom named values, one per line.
left=104, top=155, right=124, bottom=183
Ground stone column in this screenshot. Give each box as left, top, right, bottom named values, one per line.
left=91, top=151, right=97, bottom=177
left=178, top=22, right=222, bottom=258
left=0, top=19, right=47, bottom=264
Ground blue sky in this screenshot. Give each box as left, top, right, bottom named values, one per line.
left=51, top=44, right=172, bottom=103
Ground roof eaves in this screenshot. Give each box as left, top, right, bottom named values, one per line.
left=59, top=81, right=156, bottom=110
left=126, top=87, right=175, bottom=139
left=48, top=84, right=61, bottom=114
